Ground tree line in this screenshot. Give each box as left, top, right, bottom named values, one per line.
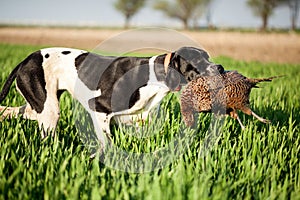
left=114, top=0, right=299, bottom=31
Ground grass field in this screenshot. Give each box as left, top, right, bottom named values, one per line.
left=0, top=43, right=299, bottom=200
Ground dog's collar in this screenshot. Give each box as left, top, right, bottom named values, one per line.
left=164, top=53, right=172, bottom=73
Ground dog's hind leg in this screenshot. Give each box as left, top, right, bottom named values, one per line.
left=0, top=105, right=22, bottom=119
left=0, top=104, right=37, bottom=121
left=36, top=105, right=60, bottom=138
left=35, top=90, right=60, bottom=138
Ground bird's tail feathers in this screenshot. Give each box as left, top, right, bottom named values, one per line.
left=250, top=75, right=285, bottom=87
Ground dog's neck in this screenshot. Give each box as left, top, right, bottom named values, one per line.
left=153, top=53, right=173, bottom=82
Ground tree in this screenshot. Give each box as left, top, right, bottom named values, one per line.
left=248, top=0, right=299, bottom=31
left=288, top=0, right=299, bottom=30
left=247, top=0, right=278, bottom=31
left=114, top=0, right=146, bottom=28
left=279, top=0, right=299, bottom=30
left=153, top=0, right=211, bottom=29
left=262, top=0, right=300, bottom=30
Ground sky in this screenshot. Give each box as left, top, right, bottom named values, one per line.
left=0, top=0, right=298, bottom=29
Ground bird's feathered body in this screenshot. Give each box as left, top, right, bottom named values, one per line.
left=180, top=71, right=280, bottom=128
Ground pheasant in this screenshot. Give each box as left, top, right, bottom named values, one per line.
left=180, top=71, right=281, bottom=129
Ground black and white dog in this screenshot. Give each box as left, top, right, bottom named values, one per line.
left=0, top=46, right=224, bottom=149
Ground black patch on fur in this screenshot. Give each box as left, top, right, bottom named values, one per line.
left=16, top=51, right=47, bottom=113
left=45, top=53, right=50, bottom=58
left=154, top=54, right=166, bottom=82
left=75, top=52, right=116, bottom=91
left=57, top=90, right=65, bottom=100
left=62, top=51, right=71, bottom=55
left=166, top=68, right=182, bottom=91
left=129, top=88, right=141, bottom=108
left=18, top=106, right=26, bottom=115
left=84, top=55, right=150, bottom=113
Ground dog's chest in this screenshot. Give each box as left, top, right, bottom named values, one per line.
left=137, top=84, right=169, bottom=107
left=123, top=56, right=169, bottom=114
left=113, top=83, right=169, bottom=124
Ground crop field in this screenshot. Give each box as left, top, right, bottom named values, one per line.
left=0, top=43, right=300, bottom=199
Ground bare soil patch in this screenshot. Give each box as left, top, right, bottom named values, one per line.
left=0, top=27, right=299, bottom=64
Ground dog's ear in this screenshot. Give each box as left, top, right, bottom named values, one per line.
left=169, top=52, right=180, bottom=71
left=165, top=67, right=182, bottom=91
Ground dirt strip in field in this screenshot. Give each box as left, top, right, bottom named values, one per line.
left=0, top=27, right=299, bottom=64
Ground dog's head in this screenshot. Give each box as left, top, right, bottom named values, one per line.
left=165, top=47, right=224, bottom=91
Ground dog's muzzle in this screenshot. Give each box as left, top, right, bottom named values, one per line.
left=208, top=64, right=225, bottom=76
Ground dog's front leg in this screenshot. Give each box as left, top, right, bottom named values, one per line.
left=90, top=112, right=112, bottom=158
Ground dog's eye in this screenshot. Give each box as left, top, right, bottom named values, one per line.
left=186, top=64, right=194, bottom=71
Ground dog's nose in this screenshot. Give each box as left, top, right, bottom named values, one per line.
left=216, top=64, right=224, bottom=74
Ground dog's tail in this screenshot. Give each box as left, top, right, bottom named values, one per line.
left=0, top=63, right=22, bottom=103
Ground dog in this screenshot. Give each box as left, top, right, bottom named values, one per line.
left=0, top=46, right=224, bottom=150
